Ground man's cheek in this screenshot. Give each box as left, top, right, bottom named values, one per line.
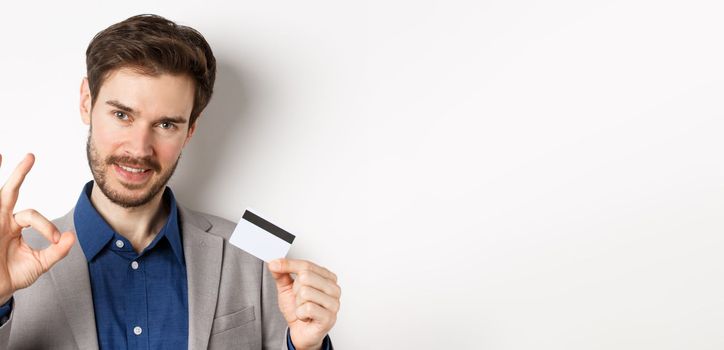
left=90, top=130, right=111, bottom=149
left=159, top=143, right=184, bottom=160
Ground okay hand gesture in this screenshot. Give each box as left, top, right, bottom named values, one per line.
left=0, top=154, right=76, bottom=304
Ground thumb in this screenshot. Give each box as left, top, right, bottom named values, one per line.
left=38, top=231, right=76, bottom=270
left=268, top=259, right=294, bottom=291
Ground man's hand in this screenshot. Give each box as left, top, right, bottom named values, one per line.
left=268, top=258, right=340, bottom=350
left=0, top=153, right=76, bottom=304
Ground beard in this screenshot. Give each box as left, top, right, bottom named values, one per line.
left=86, top=130, right=180, bottom=208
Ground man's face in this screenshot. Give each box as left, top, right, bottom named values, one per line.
left=80, top=67, right=196, bottom=208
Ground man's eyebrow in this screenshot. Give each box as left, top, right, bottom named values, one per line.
left=106, top=100, right=135, bottom=113
left=105, top=99, right=188, bottom=123
left=157, top=116, right=188, bottom=124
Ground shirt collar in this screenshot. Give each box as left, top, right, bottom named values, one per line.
left=73, top=180, right=184, bottom=265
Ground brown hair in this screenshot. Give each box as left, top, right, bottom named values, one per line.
left=85, top=14, right=216, bottom=126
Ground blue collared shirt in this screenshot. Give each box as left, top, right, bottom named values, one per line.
left=0, top=181, right=328, bottom=349
left=76, top=181, right=188, bottom=350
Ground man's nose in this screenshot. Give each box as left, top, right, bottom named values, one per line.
left=124, top=126, right=154, bottom=158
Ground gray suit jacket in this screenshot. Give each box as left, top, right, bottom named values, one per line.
left=0, top=206, right=291, bottom=349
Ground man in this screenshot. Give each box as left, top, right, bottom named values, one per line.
left=0, top=14, right=340, bottom=350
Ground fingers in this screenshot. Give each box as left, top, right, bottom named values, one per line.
left=0, top=154, right=35, bottom=213
left=269, top=259, right=337, bottom=282
left=295, top=301, right=335, bottom=324
left=13, top=209, right=61, bottom=244
left=292, top=269, right=341, bottom=316
left=36, top=231, right=76, bottom=270
left=268, top=259, right=338, bottom=295
left=293, top=269, right=342, bottom=299
left=294, top=285, right=340, bottom=313
left=268, top=258, right=341, bottom=324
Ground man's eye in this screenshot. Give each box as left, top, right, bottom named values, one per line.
left=159, top=122, right=175, bottom=129
left=114, top=111, right=128, bottom=120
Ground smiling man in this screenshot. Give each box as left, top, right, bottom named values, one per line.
left=0, top=14, right=339, bottom=350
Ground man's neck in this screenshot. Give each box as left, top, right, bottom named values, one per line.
left=89, top=182, right=170, bottom=254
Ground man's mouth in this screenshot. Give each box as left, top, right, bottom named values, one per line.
left=113, top=162, right=154, bottom=184
left=117, top=164, right=150, bottom=173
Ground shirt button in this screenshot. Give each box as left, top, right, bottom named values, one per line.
left=115, top=240, right=125, bottom=248
left=131, top=261, right=139, bottom=270
left=133, top=326, right=142, bottom=335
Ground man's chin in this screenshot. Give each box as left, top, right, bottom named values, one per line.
left=106, top=191, right=157, bottom=208
left=116, top=179, right=153, bottom=191
left=99, top=178, right=162, bottom=208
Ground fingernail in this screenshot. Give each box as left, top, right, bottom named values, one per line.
left=269, top=259, right=280, bottom=271
left=53, top=232, right=60, bottom=243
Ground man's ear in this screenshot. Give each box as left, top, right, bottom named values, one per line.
left=80, top=77, right=92, bottom=125
left=184, top=121, right=197, bottom=147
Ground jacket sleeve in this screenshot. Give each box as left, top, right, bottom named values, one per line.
left=287, top=330, right=334, bottom=350
left=0, top=298, right=14, bottom=349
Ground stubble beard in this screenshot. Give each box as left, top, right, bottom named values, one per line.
left=86, top=130, right=181, bottom=208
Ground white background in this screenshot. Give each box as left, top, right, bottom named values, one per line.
left=1, top=1, right=723, bottom=349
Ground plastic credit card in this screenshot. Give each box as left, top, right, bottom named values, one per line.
left=229, top=209, right=296, bottom=262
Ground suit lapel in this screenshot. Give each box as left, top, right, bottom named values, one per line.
left=48, top=210, right=100, bottom=349
left=179, top=206, right=224, bottom=350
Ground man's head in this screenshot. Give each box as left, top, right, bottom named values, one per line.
left=79, top=14, right=216, bottom=208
